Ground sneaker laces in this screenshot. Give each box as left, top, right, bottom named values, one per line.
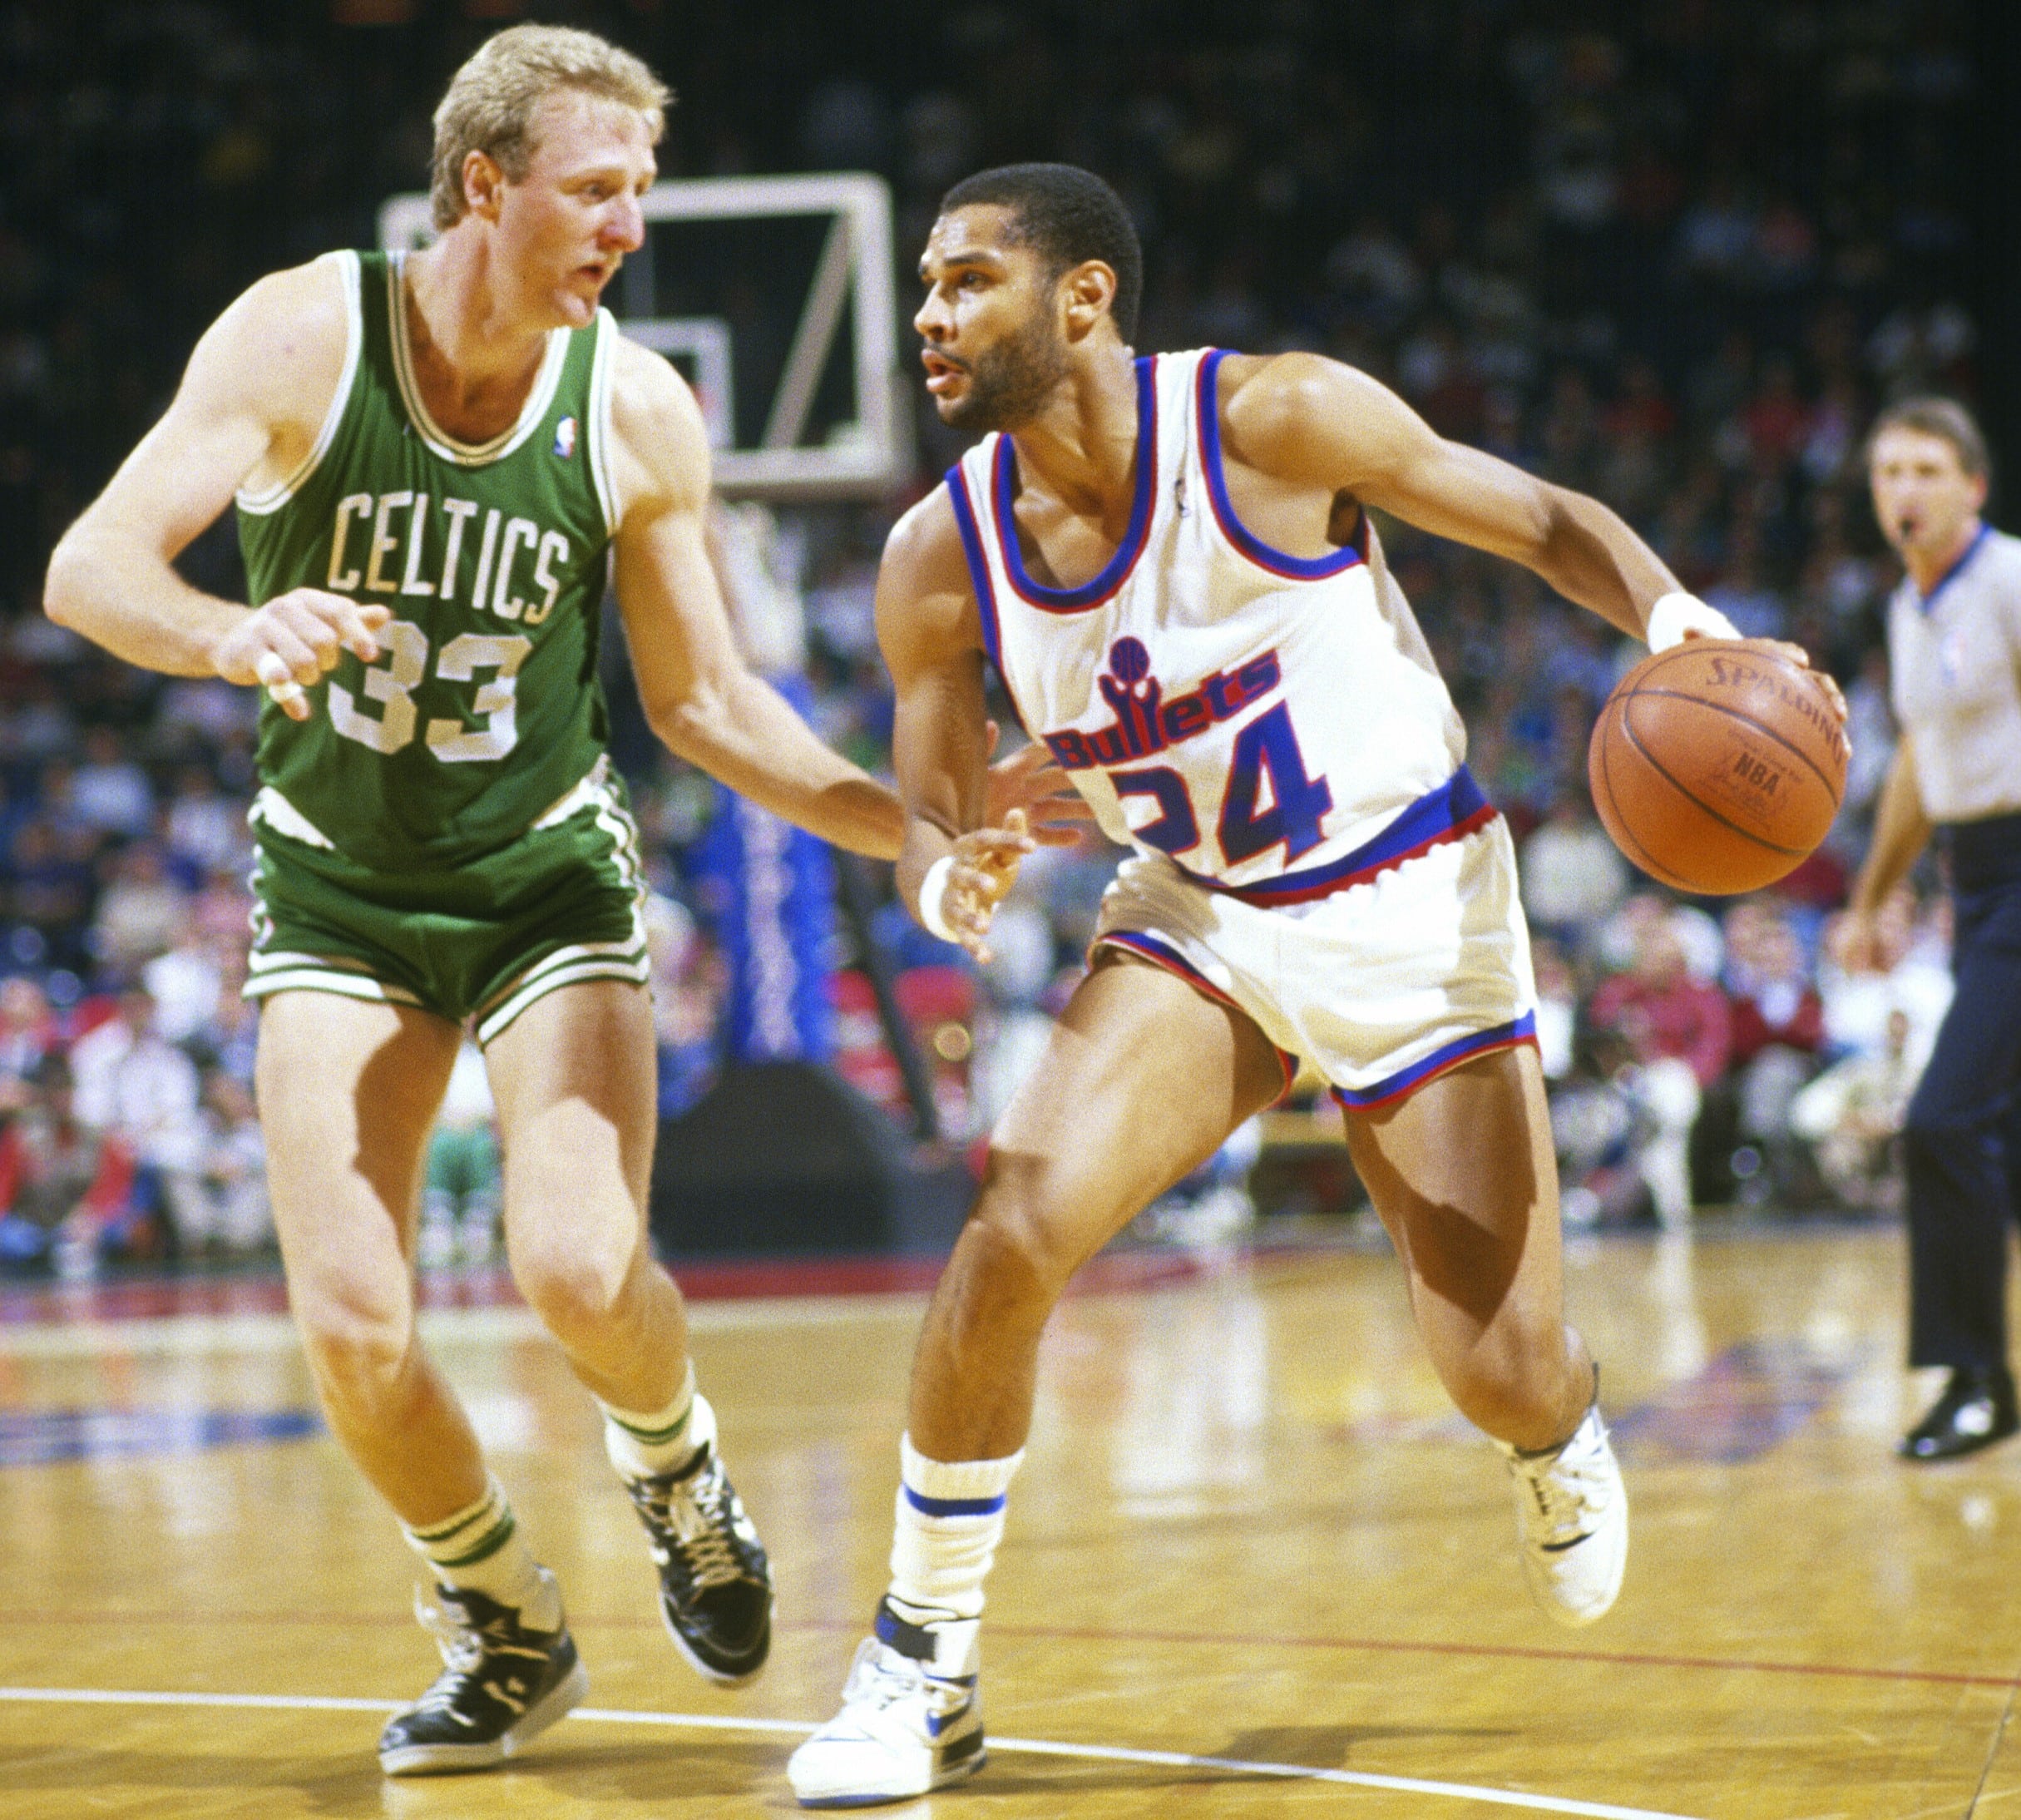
left=1511, top=1424, right=1608, bottom=1545
left=840, top=1638, right=930, bottom=1714
left=410, top=1590, right=486, bottom=1712
left=636, top=1458, right=749, bottom=1591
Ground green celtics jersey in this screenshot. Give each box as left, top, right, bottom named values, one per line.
left=236, top=249, right=618, bottom=872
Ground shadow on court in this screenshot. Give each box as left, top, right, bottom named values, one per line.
left=1216, top=1721, right=1515, bottom=1765
left=0, top=1737, right=794, bottom=1818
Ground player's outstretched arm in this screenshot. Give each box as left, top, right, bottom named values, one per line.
left=1221, top=354, right=1678, bottom=638
left=43, top=260, right=388, bottom=719
left=875, top=489, right=1034, bottom=962
left=608, top=341, right=1084, bottom=868
left=608, top=338, right=908, bottom=859
left=1223, top=353, right=1846, bottom=716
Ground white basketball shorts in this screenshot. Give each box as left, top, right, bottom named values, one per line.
left=1090, top=814, right=1539, bottom=1110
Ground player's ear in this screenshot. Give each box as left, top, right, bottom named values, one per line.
left=1060, top=260, right=1119, bottom=344
left=462, top=149, right=506, bottom=223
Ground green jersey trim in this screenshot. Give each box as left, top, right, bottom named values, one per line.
left=235, top=250, right=364, bottom=517
left=387, top=251, right=570, bottom=467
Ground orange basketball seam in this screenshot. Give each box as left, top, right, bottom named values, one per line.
left=1623, top=687, right=1846, bottom=809
left=1616, top=708, right=1806, bottom=858
left=1594, top=705, right=1698, bottom=892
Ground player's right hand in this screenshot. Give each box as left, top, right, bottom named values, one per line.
left=210, top=589, right=390, bottom=722
left=940, top=809, right=1035, bottom=964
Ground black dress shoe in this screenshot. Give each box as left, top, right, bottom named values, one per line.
left=1900, top=1367, right=2021, bottom=1462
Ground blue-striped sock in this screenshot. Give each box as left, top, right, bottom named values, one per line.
left=882, top=1434, right=1023, bottom=1674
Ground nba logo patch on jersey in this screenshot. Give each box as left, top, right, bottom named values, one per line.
left=552, top=416, right=578, bottom=460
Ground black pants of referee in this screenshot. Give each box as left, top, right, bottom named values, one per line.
left=1905, top=811, right=2021, bottom=1374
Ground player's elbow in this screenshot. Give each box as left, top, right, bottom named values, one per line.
left=42, top=528, right=95, bottom=633
left=647, top=676, right=738, bottom=767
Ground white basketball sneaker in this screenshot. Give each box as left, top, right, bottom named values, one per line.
left=788, top=1609, right=986, bottom=1808
left=1500, top=1399, right=1628, bottom=1627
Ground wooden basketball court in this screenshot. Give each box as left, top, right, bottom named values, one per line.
left=2, top=1224, right=2014, bottom=1818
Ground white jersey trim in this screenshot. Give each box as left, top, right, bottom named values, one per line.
left=235, top=250, right=363, bottom=517
left=386, top=251, right=568, bottom=467
left=587, top=309, right=621, bottom=538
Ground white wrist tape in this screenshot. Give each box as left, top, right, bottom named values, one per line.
left=1645, top=591, right=1739, bottom=652
left=917, top=853, right=960, bottom=943
left=254, top=650, right=306, bottom=707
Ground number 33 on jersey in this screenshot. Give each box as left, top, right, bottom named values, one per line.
left=235, top=248, right=619, bottom=873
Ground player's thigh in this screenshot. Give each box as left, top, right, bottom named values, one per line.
left=981, top=952, right=1286, bottom=1274
left=254, top=990, right=462, bottom=1313
left=482, top=976, right=658, bottom=1235
left=1340, top=1041, right=1564, bottom=1333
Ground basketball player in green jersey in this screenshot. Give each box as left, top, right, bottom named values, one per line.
left=44, top=26, right=1044, bottom=1777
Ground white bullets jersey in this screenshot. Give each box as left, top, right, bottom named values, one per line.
left=948, top=349, right=1479, bottom=906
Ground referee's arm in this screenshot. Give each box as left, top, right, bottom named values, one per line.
left=1836, top=734, right=1933, bottom=969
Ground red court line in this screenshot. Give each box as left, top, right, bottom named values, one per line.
left=5, top=1605, right=2015, bottom=1693
left=0, top=1247, right=1209, bottom=1328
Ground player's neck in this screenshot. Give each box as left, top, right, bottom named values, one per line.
left=1005, top=349, right=1142, bottom=520
left=400, top=240, right=552, bottom=438
left=1905, top=516, right=1984, bottom=596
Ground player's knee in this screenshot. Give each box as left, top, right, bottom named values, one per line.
left=965, top=1163, right=1085, bottom=1307
left=294, top=1283, right=417, bottom=1408
left=511, top=1224, right=640, bottom=1340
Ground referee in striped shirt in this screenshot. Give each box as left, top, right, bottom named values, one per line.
left=1839, top=397, right=2021, bottom=1461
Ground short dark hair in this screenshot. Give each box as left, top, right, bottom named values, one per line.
left=940, top=163, right=1143, bottom=343
left=1868, top=394, right=1990, bottom=481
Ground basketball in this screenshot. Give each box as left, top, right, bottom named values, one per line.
left=1587, top=639, right=1849, bottom=895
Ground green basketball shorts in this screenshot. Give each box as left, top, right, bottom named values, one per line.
left=245, top=760, right=650, bottom=1046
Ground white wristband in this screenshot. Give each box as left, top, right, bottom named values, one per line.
left=1645, top=591, right=1739, bottom=652
left=917, top=853, right=960, bottom=943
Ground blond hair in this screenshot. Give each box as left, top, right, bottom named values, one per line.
left=430, top=25, right=670, bottom=230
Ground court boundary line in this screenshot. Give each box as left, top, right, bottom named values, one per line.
left=5, top=1606, right=2014, bottom=1693
left=0, top=1684, right=1705, bottom=1820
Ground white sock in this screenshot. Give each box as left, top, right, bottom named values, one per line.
left=881, top=1433, right=1023, bottom=1674
left=401, top=1472, right=559, bottom=1629
left=600, top=1363, right=712, bottom=1481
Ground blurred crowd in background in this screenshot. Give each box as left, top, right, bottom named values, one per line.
left=0, top=0, right=1980, bottom=1270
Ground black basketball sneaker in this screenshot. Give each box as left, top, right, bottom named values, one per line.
left=378, top=1574, right=587, bottom=1776
left=620, top=1440, right=773, bottom=1682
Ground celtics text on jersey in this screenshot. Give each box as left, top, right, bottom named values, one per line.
left=235, top=249, right=620, bottom=873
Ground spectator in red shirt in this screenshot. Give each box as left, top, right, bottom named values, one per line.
left=1587, top=914, right=1733, bottom=1226
left=1589, top=917, right=1733, bottom=1091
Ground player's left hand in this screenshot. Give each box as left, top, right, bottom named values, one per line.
left=982, top=720, right=1095, bottom=848
left=939, top=809, right=1035, bottom=964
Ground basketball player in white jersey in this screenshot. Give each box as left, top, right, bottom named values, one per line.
left=788, top=163, right=1847, bottom=1807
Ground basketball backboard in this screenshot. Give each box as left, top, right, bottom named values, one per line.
left=378, top=172, right=906, bottom=500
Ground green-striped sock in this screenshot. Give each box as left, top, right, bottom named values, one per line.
left=600, top=1363, right=712, bottom=1481
left=401, top=1473, right=556, bottom=1627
